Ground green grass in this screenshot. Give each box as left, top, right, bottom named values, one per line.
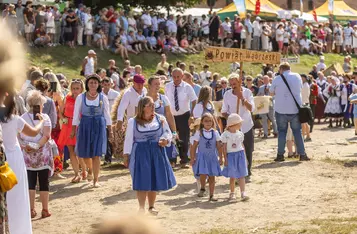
left=27, top=46, right=357, bottom=80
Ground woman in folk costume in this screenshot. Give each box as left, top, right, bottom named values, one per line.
left=323, top=76, right=343, bottom=128
left=72, top=74, right=112, bottom=188
left=340, top=75, right=355, bottom=128
left=138, top=76, right=178, bottom=167
left=123, top=96, right=176, bottom=215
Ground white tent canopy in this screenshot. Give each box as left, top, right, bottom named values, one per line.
left=278, top=10, right=328, bottom=23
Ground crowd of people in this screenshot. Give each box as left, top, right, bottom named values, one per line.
left=3, top=1, right=357, bottom=60
left=2, top=3, right=357, bottom=233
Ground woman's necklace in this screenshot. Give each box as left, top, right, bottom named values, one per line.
left=88, top=92, right=98, bottom=98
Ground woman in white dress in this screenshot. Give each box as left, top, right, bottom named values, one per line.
left=324, top=76, right=342, bottom=128
left=0, top=82, right=44, bottom=234
left=352, top=25, right=357, bottom=55
left=84, top=7, right=94, bottom=47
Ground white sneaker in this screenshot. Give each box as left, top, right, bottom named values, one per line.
left=228, top=192, right=237, bottom=202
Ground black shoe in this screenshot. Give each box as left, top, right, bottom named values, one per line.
left=262, top=134, right=268, bottom=139
left=274, top=155, right=285, bottom=162
left=299, top=155, right=311, bottom=161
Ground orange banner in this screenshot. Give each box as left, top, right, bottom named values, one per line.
left=205, top=47, right=281, bottom=64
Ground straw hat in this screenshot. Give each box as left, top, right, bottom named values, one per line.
left=189, top=118, right=201, bottom=130
left=227, top=113, right=243, bottom=127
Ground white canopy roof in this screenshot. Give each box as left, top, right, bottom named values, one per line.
left=278, top=10, right=328, bottom=23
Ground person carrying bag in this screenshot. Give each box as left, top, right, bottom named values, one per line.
left=280, top=74, right=313, bottom=124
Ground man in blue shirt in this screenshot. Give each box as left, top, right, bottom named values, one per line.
left=270, top=62, right=310, bottom=162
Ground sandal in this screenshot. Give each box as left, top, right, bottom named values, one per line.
left=71, top=175, right=81, bottom=183
left=148, top=207, right=159, bottom=216
left=87, top=173, right=93, bottom=182
left=31, top=209, right=37, bottom=219
left=41, top=209, right=51, bottom=218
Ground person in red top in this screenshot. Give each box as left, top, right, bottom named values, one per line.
left=309, top=75, right=319, bottom=132
left=58, top=80, right=87, bottom=183
left=34, top=23, right=50, bottom=46
left=233, top=17, right=244, bottom=48
left=106, top=6, right=117, bottom=45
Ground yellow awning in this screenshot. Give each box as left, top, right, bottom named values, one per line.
left=218, top=0, right=282, bottom=19
left=308, top=0, right=357, bottom=21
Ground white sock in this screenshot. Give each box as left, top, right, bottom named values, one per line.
left=241, top=192, right=246, bottom=197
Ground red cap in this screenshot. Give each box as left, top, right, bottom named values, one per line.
left=133, top=74, right=145, bottom=84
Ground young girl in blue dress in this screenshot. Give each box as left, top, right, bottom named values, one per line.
left=124, top=96, right=176, bottom=215
left=190, top=113, right=222, bottom=201
left=221, top=113, right=249, bottom=202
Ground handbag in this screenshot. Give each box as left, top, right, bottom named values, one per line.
left=48, top=139, right=59, bottom=157
left=0, top=148, right=17, bottom=192
left=280, top=74, right=313, bottom=124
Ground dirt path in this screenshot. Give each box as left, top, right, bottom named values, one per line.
left=32, top=124, right=357, bottom=234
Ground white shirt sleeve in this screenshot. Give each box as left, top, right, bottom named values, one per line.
left=102, top=95, right=112, bottom=126
left=161, top=118, right=173, bottom=142
left=117, top=91, right=130, bottom=121
left=193, top=103, right=203, bottom=118
left=123, top=118, right=134, bottom=155
left=220, top=131, right=228, bottom=143
left=72, top=94, right=83, bottom=126
left=162, top=95, right=170, bottom=107
left=214, top=130, right=221, bottom=142
left=245, top=89, right=255, bottom=112
left=187, top=84, right=198, bottom=102
left=191, top=131, right=200, bottom=142
left=15, top=116, right=26, bottom=133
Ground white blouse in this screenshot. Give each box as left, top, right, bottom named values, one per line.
left=191, top=129, right=221, bottom=142
left=193, top=102, right=214, bottom=118
left=72, top=93, right=112, bottom=126
left=221, top=130, right=245, bottom=153
left=123, top=116, right=172, bottom=155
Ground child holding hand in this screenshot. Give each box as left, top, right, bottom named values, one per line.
left=221, top=113, right=249, bottom=202
left=190, top=113, right=222, bottom=201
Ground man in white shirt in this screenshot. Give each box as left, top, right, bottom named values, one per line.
left=116, top=74, right=147, bottom=131
left=344, top=23, right=353, bottom=54
left=102, top=77, right=120, bottom=164
left=141, top=10, right=152, bottom=37
left=299, top=35, right=312, bottom=54
left=166, top=15, right=177, bottom=35
left=257, top=75, right=277, bottom=139
left=165, top=68, right=197, bottom=168
left=221, top=73, right=255, bottom=180
left=150, top=12, right=158, bottom=36
left=102, top=78, right=120, bottom=112
left=244, top=13, right=253, bottom=49
left=199, top=64, right=212, bottom=87
left=252, top=16, right=261, bottom=50
left=269, top=62, right=310, bottom=162
left=316, top=57, right=326, bottom=72
left=200, top=15, right=209, bottom=37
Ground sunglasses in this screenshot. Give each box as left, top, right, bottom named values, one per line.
left=72, top=79, right=82, bottom=83
left=246, top=79, right=252, bottom=82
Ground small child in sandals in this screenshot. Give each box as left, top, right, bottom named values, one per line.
left=221, top=113, right=249, bottom=202
left=190, top=113, right=222, bottom=201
